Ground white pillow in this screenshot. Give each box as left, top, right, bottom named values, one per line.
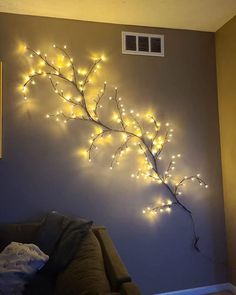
left=0, top=241, right=49, bottom=295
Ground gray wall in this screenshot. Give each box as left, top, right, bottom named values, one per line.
left=0, top=12, right=227, bottom=294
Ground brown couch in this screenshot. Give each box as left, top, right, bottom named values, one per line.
left=0, top=219, right=141, bottom=295
left=93, top=226, right=141, bottom=295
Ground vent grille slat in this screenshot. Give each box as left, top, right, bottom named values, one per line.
left=126, top=35, right=136, bottom=51
left=151, top=37, right=161, bottom=53
left=138, top=36, right=149, bottom=52
left=122, top=31, right=164, bottom=57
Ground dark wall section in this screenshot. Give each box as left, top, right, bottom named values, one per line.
left=0, top=13, right=227, bottom=294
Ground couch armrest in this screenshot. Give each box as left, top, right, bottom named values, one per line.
left=120, top=282, right=142, bottom=295
left=93, top=227, right=131, bottom=291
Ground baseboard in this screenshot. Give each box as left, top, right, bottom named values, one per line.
left=155, top=282, right=236, bottom=295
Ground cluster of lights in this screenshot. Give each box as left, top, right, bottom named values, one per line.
left=21, top=43, right=209, bottom=252
left=142, top=200, right=175, bottom=215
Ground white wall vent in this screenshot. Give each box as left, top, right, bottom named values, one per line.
left=122, top=31, right=164, bottom=57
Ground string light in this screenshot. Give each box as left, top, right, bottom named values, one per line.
left=21, top=44, right=209, bottom=253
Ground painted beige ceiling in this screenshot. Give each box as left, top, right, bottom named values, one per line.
left=0, top=0, right=236, bottom=32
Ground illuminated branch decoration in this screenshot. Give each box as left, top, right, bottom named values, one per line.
left=21, top=44, right=209, bottom=252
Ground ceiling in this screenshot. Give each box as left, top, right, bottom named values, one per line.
left=0, top=0, right=236, bottom=32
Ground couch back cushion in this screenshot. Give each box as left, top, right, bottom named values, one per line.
left=54, top=229, right=111, bottom=295
left=0, top=223, right=41, bottom=252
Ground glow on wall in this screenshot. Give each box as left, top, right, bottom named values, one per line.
left=20, top=44, right=209, bottom=253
